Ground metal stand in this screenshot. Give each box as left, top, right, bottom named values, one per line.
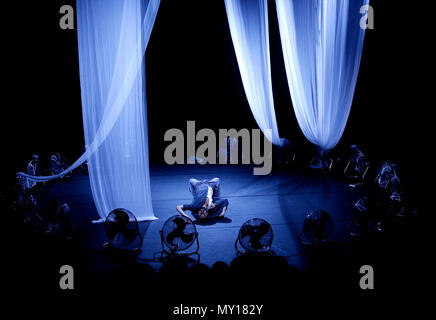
left=159, top=230, right=200, bottom=263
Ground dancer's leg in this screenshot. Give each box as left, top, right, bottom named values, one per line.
left=208, top=177, right=221, bottom=198
left=189, top=178, right=201, bottom=194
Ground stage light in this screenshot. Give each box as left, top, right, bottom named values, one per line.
left=160, top=215, right=199, bottom=259
left=46, top=201, right=75, bottom=240
left=49, top=153, right=69, bottom=176
left=274, top=138, right=296, bottom=165
left=103, top=208, right=143, bottom=255
left=348, top=197, right=371, bottom=237
left=390, top=163, right=401, bottom=191
left=389, top=191, right=404, bottom=217
left=298, top=210, right=334, bottom=246
left=344, top=145, right=370, bottom=187
left=234, top=218, right=273, bottom=255
left=309, top=148, right=334, bottom=172
left=25, top=154, right=40, bottom=189
left=375, top=162, right=393, bottom=189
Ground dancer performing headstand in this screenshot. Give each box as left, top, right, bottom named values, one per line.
left=176, top=178, right=229, bottom=222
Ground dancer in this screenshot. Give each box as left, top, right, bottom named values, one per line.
left=176, top=177, right=229, bottom=222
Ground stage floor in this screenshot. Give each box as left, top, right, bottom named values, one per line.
left=43, top=164, right=363, bottom=275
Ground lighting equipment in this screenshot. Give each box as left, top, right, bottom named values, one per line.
left=47, top=202, right=75, bottom=239
left=344, top=145, right=370, bottom=186
left=25, top=154, right=40, bottom=189
left=390, top=163, right=401, bottom=192
left=22, top=191, right=42, bottom=226
left=160, top=215, right=199, bottom=258
left=103, top=208, right=143, bottom=254
left=274, top=138, right=296, bottom=165
left=49, top=153, right=69, bottom=176
left=298, top=210, right=334, bottom=245
left=15, top=174, right=26, bottom=203
left=348, top=197, right=372, bottom=237
left=309, top=148, right=334, bottom=172
left=375, top=162, right=393, bottom=189
left=235, top=218, right=273, bottom=254
left=387, top=191, right=405, bottom=219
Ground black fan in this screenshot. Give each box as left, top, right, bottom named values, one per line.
left=103, top=208, right=142, bottom=252
left=298, top=210, right=333, bottom=245
left=160, top=215, right=199, bottom=257
left=235, top=218, right=273, bottom=254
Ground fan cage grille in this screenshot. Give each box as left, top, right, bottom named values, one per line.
left=104, top=208, right=140, bottom=249
left=161, top=215, right=197, bottom=252
left=238, top=218, right=273, bottom=253
left=302, top=210, right=333, bottom=243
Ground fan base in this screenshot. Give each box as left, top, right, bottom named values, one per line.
left=103, top=242, right=142, bottom=261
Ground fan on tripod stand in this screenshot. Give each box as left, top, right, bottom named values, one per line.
left=235, top=218, right=273, bottom=254
left=103, top=208, right=143, bottom=255
left=160, top=215, right=199, bottom=259
left=298, top=210, right=333, bottom=246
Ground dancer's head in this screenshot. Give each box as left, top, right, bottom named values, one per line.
left=198, top=207, right=208, bottom=220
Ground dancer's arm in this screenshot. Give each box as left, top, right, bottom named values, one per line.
left=176, top=205, right=193, bottom=223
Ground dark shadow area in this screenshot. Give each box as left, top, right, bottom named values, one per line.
left=194, top=217, right=232, bottom=226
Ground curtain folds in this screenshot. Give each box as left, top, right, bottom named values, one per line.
left=77, top=0, right=160, bottom=222
left=275, top=0, right=368, bottom=151
left=224, top=0, right=281, bottom=145
left=18, top=0, right=161, bottom=222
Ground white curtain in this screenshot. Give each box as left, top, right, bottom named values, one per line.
left=275, top=0, right=368, bottom=151
left=77, top=0, right=160, bottom=222
left=224, top=0, right=281, bottom=145
left=18, top=0, right=161, bottom=222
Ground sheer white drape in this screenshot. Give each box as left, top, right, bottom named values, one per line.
left=275, top=0, right=368, bottom=151
left=18, top=0, right=161, bottom=222
left=224, top=0, right=281, bottom=145
left=77, top=0, right=160, bottom=222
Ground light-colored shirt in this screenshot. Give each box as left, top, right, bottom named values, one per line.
left=206, top=186, right=213, bottom=210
